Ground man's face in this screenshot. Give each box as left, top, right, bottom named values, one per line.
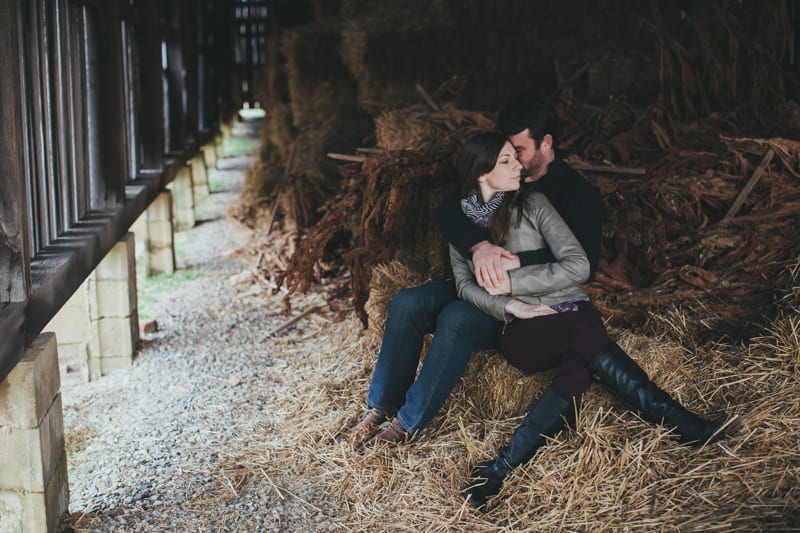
left=508, top=129, right=552, bottom=182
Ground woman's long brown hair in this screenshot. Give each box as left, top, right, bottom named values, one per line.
left=456, top=131, right=524, bottom=244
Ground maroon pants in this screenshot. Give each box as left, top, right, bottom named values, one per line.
left=499, top=301, right=610, bottom=403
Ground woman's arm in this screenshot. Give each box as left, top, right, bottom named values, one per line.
left=449, top=245, right=511, bottom=321
left=506, top=195, right=590, bottom=296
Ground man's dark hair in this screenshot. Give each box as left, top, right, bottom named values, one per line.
left=496, top=93, right=561, bottom=149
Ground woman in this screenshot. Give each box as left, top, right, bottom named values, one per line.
left=450, top=132, right=723, bottom=509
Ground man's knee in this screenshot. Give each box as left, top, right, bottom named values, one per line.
left=389, top=287, right=427, bottom=318
left=436, top=301, right=494, bottom=337
left=389, top=281, right=455, bottom=318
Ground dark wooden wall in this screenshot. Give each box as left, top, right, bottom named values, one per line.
left=0, top=0, right=242, bottom=382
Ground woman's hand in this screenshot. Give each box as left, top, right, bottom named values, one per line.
left=504, top=299, right=558, bottom=319
left=472, top=241, right=519, bottom=289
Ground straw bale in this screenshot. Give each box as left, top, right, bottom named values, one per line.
left=364, top=260, right=427, bottom=347
left=227, top=162, right=283, bottom=229
left=282, top=22, right=356, bottom=128
left=311, top=0, right=342, bottom=20
left=339, top=2, right=456, bottom=109
left=375, top=108, right=447, bottom=151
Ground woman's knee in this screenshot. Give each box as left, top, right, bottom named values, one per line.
left=569, top=314, right=609, bottom=351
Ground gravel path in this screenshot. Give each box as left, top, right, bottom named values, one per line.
left=63, top=134, right=336, bottom=532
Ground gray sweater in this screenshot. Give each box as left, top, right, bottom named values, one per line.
left=450, top=192, right=590, bottom=322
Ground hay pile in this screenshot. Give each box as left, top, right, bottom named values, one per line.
left=558, top=97, right=800, bottom=345
left=218, top=269, right=799, bottom=531
left=277, top=145, right=458, bottom=325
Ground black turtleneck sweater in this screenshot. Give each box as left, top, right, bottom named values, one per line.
left=435, top=158, right=602, bottom=282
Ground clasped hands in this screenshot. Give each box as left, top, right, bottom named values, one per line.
left=471, top=240, right=556, bottom=320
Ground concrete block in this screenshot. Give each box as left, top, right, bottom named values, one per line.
left=214, top=134, right=224, bottom=159
left=93, top=279, right=135, bottom=318
left=100, top=356, right=133, bottom=375
left=148, top=192, right=172, bottom=222
left=202, top=144, right=217, bottom=169
left=147, top=219, right=173, bottom=248
left=169, top=167, right=196, bottom=232
left=95, top=233, right=135, bottom=281
left=55, top=342, right=89, bottom=387
left=44, top=284, right=90, bottom=344
left=148, top=247, right=175, bottom=275
left=55, top=342, right=87, bottom=367
left=0, top=394, right=64, bottom=492
left=0, top=448, right=69, bottom=533
left=132, top=212, right=149, bottom=263
left=97, top=317, right=134, bottom=359
left=86, top=350, right=102, bottom=382
left=191, top=154, right=209, bottom=191
left=0, top=334, right=59, bottom=428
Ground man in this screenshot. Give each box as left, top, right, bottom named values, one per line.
left=436, top=93, right=601, bottom=288
left=333, top=94, right=602, bottom=447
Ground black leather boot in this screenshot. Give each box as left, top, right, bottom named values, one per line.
left=589, top=342, right=722, bottom=445
left=464, top=387, right=574, bottom=509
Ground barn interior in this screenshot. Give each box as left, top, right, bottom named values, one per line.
left=1, top=0, right=799, bottom=531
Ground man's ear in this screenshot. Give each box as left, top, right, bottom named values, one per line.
left=541, top=134, right=554, bottom=151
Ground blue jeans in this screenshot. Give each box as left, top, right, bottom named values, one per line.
left=366, top=279, right=500, bottom=434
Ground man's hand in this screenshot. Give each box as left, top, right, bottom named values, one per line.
left=486, top=276, right=511, bottom=295
left=504, top=300, right=558, bottom=320
left=471, top=241, right=519, bottom=289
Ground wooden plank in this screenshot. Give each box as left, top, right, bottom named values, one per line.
left=723, top=149, right=775, bottom=220
left=327, top=152, right=367, bottom=162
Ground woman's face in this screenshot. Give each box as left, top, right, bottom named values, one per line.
left=478, top=141, right=522, bottom=195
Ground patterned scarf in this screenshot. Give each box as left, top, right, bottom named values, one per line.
left=460, top=189, right=505, bottom=228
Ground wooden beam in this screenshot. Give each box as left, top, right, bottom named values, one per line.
left=571, top=162, right=647, bottom=175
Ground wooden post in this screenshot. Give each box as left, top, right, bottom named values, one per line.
left=180, top=0, right=199, bottom=143
left=0, top=0, right=32, bottom=304
left=86, top=1, right=128, bottom=208
left=164, top=0, right=186, bottom=153
left=135, top=0, right=165, bottom=173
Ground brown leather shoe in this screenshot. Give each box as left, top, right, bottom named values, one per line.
left=333, top=408, right=390, bottom=445
left=362, top=417, right=409, bottom=448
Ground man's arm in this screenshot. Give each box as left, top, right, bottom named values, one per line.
left=560, top=185, right=602, bottom=282
left=435, top=192, right=489, bottom=255
left=517, top=249, right=556, bottom=266
left=435, top=192, right=553, bottom=287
